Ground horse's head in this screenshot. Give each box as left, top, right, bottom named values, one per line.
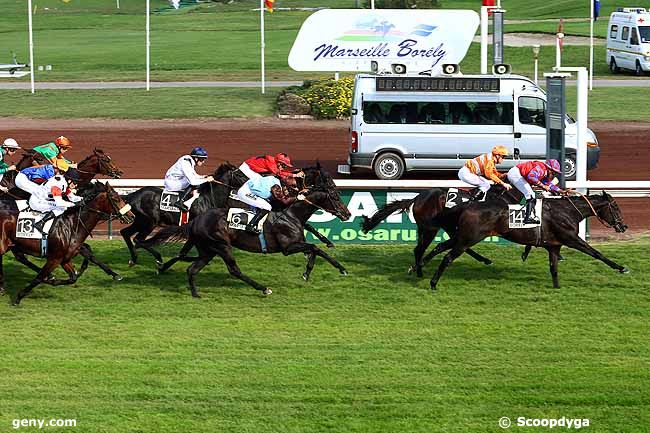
left=77, top=149, right=123, bottom=179
left=81, top=181, right=134, bottom=224
left=594, top=190, right=627, bottom=233
left=213, top=161, right=238, bottom=180
left=303, top=164, right=351, bottom=221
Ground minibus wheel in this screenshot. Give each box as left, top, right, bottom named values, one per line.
left=610, top=58, right=619, bottom=73
left=564, top=155, right=577, bottom=180
left=373, top=152, right=405, bottom=180
left=635, top=61, right=643, bottom=76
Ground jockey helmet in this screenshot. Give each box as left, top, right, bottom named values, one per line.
left=53, top=159, right=69, bottom=172
left=545, top=159, right=562, bottom=174
left=491, top=145, right=509, bottom=157
left=2, top=138, right=21, bottom=149
left=275, top=152, right=293, bottom=168
left=190, top=147, right=208, bottom=159
left=64, top=168, right=82, bottom=182
left=55, top=136, right=72, bottom=148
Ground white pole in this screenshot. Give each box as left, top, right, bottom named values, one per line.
left=589, top=0, right=594, bottom=90
left=576, top=67, right=588, bottom=238
left=371, top=0, right=375, bottom=9
left=480, top=6, right=488, bottom=74
left=116, top=0, right=120, bottom=9
left=260, top=0, right=265, bottom=94
left=534, top=57, right=538, bottom=84
left=27, top=0, right=35, bottom=94
left=555, top=35, right=562, bottom=69
left=146, top=0, right=150, bottom=91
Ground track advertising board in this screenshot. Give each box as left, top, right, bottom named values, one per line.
left=288, top=9, right=479, bottom=75
left=304, top=190, right=504, bottom=244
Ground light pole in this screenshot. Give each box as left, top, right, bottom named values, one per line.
left=532, top=44, right=541, bottom=84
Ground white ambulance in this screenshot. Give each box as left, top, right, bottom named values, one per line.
left=606, top=7, right=650, bottom=75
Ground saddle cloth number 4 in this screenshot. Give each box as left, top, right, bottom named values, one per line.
left=160, top=191, right=180, bottom=212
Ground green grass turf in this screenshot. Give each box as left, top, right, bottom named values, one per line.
left=0, top=85, right=646, bottom=121
left=0, top=0, right=639, bottom=82
left=1, top=239, right=649, bottom=432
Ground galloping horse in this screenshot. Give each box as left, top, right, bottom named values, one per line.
left=139, top=166, right=351, bottom=298
left=0, top=182, right=134, bottom=305
left=422, top=191, right=628, bottom=289
left=360, top=186, right=511, bottom=276
left=121, top=163, right=334, bottom=267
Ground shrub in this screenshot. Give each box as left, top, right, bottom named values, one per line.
left=298, top=77, right=354, bottom=119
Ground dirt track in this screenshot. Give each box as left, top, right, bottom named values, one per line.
left=1, top=117, right=648, bottom=234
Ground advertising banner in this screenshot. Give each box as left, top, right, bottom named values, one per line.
left=305, top=189, right=504, bottom=244
left=288, top=9, right=479, bottom=75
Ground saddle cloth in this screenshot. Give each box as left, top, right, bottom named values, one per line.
left=508, top=200, right=544, bottom=229
left=227, top=208, right=268, bottom=232
left=15, top=200, right=54, bottom=239
left=160, top=189, right=199, bottom=213
left=444, top=188, right=472, bottom=208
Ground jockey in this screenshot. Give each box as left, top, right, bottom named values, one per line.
left=15, top=159, right=70, bottom=197
left=458, top=145, right=512, bottom=201
left=31, top=168, right=84, bottom=232
left=238, top=152, right=304, bottom=182
left=0, top=138, right=21, bottom=193
left=33, top=136, right=77, bottom=168
left=507, top=159, right=566, bottom=224
left=164, top=147, right=215, bottom=212
left=236, top=175, right=300, bottom=233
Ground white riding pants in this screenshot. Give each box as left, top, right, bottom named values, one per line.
left=458, top=166, right=491, bottom=193
left=238, top=162, right=262, bottom=180
left=28, top=197, right=67, bottom=216
left=15, top=172, right=41, bottom=196
left=507, top=166, right=535, bottom=200
left=163, top=176, right=190, bottom=192
left=236, top=182, right=272, bottom=211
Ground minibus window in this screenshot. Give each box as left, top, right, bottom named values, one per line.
left=518, top=97, right=546, bottom=127
left=363, top=101, right=513, bottom=125
left=621, top=26, right=630, bottom=41
left=640, top=26, right=650, bottom=43
left=610, top=24, right=618, bottom=39
left=630, top=28, right=639, bottom=45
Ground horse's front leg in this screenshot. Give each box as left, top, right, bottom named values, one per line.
left=46, top=261, right=79, bottom=286
left=304, top=224, right=334, bottom=248
left=77, top=243, right=122, bottom=281
left=13, top=259, right=61, bottom=306
left=283, top=242, right=347, bottom=279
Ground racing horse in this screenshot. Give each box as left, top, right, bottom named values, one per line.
left=120, top=163, right=335, bottom=267
left=138, top=166, right=351, bottom=298
left=360, top=186, right=513, bottom=277
left=0, top=182, right=134, bottom=305
left=422, top=191, right=628, bottom=290
left=0, top=149, right=125, bottom=280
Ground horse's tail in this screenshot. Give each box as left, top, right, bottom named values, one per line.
left=139, top=224, right=191, bottom=248
left=361, top=198, right=415, bottom=233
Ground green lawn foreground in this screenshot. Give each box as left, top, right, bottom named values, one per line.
left=0, top=85, right=647, bottom=121
left=0, top=240, right=648, bottom=433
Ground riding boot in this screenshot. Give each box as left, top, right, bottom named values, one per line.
left=523, top=198, right=540, bottom=224
left=34, top=211, right=55, bottom=233
left=175, top=186, right=193, bottom=212
left=470, top=189, right=486, bottom=202
left=246, top=209, right=269, bottom=234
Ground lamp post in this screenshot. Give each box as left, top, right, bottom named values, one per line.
left=532, top=44, right=541, bottom=84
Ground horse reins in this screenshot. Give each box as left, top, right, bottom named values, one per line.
left=571, top=191, right=614, bottom=228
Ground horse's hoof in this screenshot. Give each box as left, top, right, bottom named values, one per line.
left=341, top=269, right=348, bottom=276
left=408, top=265, right=415, bottom=274
left=191, top=293, right=201, bottom=298
left=0, top=289, right=5, bottom=296
left=484, top=260, right=493, bottom=266
left=302, top=273, right=309, bottom=282
left=430, top=283, right=437, bottom=291
left=113, top=274, right=123, bottom=281
left=263, top=288, right=272, bottom=295
left=559, top=255, right=566, bottom=262
left=128, top=260, right=136, bottom=267
left=326, top=243, right=335, bottom=249
left=620, top=267, right=630, bottom=274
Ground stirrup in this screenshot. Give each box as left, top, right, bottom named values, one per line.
left=176, top=203, right=189, bottom=212
left=245, top=224, right=261, bottom=234
left=523, top=217, right=540, bottom=225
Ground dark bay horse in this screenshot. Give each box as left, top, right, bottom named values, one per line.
left=139, top=167, right=351, bottom=298
left=0, top=182, right=135, bottom=305
left=360, top=186, right=514, bottom=276
left=0, top=150, right=47, bottom=191
left=121, top=163, right=334, bottom=267
left=424, top=191, right=628, bottom=290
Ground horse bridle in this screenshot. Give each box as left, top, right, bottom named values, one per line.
left=300, top=187, right=347, bottom=220
left=573, top=192, right=623, bottom=229
left=76, top=153, right=122, bottom=179
left=81, top=188, right=133, bottom=224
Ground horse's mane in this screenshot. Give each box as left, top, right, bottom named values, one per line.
left=213, top=162, right=238, bottom=179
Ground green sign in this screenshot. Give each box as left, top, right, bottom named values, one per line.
left=305, top=189, right=504, bottom=244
